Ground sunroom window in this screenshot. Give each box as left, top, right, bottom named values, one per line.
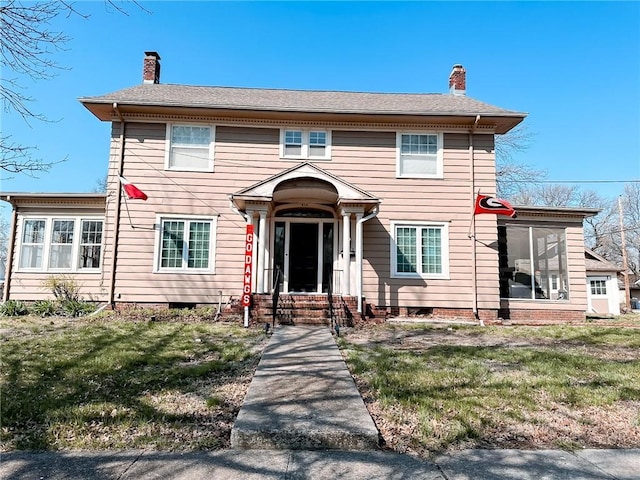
left=17, top=217, right=104, bottom=271
left=498, top=226, right=569, bottom=301
left=19, top=219, right=46, bottom=269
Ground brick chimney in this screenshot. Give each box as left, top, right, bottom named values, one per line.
left=449, top=64, right=466, bottom=95
left=143, top=51, right=161, bottom=84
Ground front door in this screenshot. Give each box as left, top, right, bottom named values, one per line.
left=289, top=223, right=318, bottom=292
left=273, top=218, right=335, bottom=293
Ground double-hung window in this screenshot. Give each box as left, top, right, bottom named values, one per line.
left=397, top=132, right=443, bottom=178
left=391, top=222, right=449, bottom=278
left=17, top=217, right=104, bottom=271
left=166, top=124, right=215, bottom=171
left=19, top=219, right=46, bottom=269
left=281, top=129, right=330, bottom=160
left=156, top=216, right=216, bottom=273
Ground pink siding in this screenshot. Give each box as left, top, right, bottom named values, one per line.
left=6, top=119, right=591, bottom=320
left=100, top=122, right=507, bottom=312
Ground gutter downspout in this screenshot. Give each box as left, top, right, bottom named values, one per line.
left=108, top=103, right=125, bottom=309
left=229, top=198, right=252, bottom=328
left=356, top=205, right=379, bottom=314
left=469, top=115, right=483, bottom=326
left=3, top=197, right=18, bottom=302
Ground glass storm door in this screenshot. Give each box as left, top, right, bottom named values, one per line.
left=273, top=219, right=335, bottom=293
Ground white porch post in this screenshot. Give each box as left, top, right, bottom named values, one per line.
left=342, top=210, right=351, bottom=295
left=355, top=212, right=363, bottom=309
left=257, top=210, right=267, bottom=294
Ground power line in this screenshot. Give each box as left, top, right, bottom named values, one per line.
left=506, top=179, right=640, bottom=185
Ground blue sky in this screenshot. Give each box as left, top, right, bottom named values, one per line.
left=2, top=1, right=639, bottom=222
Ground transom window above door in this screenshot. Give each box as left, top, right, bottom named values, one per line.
left=280, top=129, right=331, bottom=160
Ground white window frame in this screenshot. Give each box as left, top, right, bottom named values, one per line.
left=589, top=278, right=608, bottom=296
left=280, top=128, right=331, bottom=160
left=390, top=221, right=450, bottom=279
left=165, top=123, right=215, bottom=172
left=16, top=216, right=104, bottom=273
left=153, top=214, right=217, bottom=274
left=396, top=131, right=443, bottom=179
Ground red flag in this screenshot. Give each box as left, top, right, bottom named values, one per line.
left=474, top=194, right=517, bottom=218
left=119, top=176, right=148, bottom=201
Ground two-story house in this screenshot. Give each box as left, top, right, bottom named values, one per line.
left=2, top=52, right=598, bottom=324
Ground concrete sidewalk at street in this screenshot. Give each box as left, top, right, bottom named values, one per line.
left=1, top=448, right=638, bottom=479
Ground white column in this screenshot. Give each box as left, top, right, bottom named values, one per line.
left=257, top=210, right=267, bottom=294
left=355, top=212, right=363, bottom=310
left=262, top=213, right=270, bottom=293
left=342, top=211, right=351, bottom=295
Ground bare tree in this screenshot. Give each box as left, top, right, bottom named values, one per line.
left=494, top=124, right=546, bottom=198
left=619, top=183, right=640, bottom=274
left=0, top=1, right=145, bottom=177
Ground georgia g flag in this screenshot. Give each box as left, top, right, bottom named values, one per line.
left=474, top=194, right=517, bottom=218
left=119, top=175, right=148, bottom=201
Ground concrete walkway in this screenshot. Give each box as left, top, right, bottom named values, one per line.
left=2, top=326, right=638, bottom=479
left=230, top=326, right=379, bottom=450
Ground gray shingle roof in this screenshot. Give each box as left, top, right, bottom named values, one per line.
left=79, top=83, right=525, bottom=117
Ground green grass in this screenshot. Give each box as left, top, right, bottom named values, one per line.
left=0, top=315, right=267, bottom=450
left=339, top=324, right=640, bottom=453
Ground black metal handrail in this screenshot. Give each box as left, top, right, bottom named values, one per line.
left=272, top=266, right=281, bottom=330
left=327, top=275, right=334, bottom=329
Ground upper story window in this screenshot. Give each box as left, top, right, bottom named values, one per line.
left=391, top=221, right=449, bottom=279
left=166, top=124, right=215, bottom=172
left=396, top=132, right=443, bottom=178
left=281, top=129, right=331, bottom=160
left=18, top=217, right=104, bottom=272
left=155, top=216, right=217, bottom=273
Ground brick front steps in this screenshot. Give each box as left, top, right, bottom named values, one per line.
left=251, top=294, right=359, bottom=326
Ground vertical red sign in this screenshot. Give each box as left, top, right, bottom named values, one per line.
left=242, top=224, right=254, bottom=307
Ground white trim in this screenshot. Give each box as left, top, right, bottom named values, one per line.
left=108, top=116, right=497, bottom=134
left=390, top=221, right=450, bottom=279
left=270, top=215, right=338, bottom=294
left=396, top=131, right=443, bottom=179
left=279, top=128, right=332, bottom=160
left=15, top=215, right=105, bottom=273
left=587, top=275, right=620, bottom=315
left=164, top=123, right=215, bottom=172
left=153, top=214, right=217, bottom=274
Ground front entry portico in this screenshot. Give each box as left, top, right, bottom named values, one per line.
left=230, top=163, right=380, bottom=300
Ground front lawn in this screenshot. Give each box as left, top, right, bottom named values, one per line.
left=339, top=323, right=640, bottom=456
left=0, top=315, right=267, bottom=451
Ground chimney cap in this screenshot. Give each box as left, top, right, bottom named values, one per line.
left=449, top=64, right=466, bottom=96
left=144, top=51, right=161, bottom=60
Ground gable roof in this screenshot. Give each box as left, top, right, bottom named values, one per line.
left=230, top=162, right=380, bottom=213
left=585, top=248, right=622, bottom=273
left=79, top=84, right=526, bottom=133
